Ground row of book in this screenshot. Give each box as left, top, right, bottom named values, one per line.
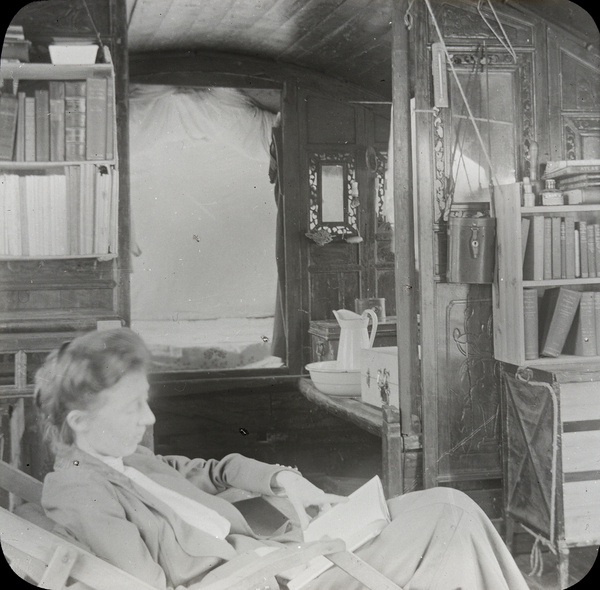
left=0, top=166, right=117, bottom=257
left=522, top=216, right=600, bottom=280
left=544, top=159, right=600, bottom=204
left=0, top=77, right=114, bottom=163
left=524, top=287, right=600, bottom=360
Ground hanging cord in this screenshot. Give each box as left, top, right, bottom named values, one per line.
left=477, top=0, right=517, bottom=63
left=423, top=0, right=506, bottom=218
left=515, top=370, right=560, bottom=576
left=404, top=0, right=417, bottom=30
left=128, top=0, right=141, bottom=30
left=81, top=0, right=105, bottom=50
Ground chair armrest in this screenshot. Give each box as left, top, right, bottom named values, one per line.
left=192, top=539, right=346, bottom=590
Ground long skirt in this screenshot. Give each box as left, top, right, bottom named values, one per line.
left=305, top=486, right=529, bottom=590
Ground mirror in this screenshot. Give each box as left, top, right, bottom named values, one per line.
left=320, top=164, right=345, bottom=222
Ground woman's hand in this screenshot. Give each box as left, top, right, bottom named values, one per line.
left=272, top=470, right=347, bottom=530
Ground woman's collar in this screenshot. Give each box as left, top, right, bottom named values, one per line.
left=53, top=444, right=125, bottom=473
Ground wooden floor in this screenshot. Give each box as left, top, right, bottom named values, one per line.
left=515, top=546, right=598, bottom=590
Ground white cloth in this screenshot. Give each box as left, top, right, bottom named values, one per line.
left=100, top=455, right=231, bottom=540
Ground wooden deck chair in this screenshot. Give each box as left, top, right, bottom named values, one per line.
left=0, top=460, right=402, bottom=590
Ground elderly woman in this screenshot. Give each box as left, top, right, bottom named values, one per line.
left=35, top=328, right=529, bottom=590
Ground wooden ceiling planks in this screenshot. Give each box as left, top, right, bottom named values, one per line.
left=126, top=0, right=394, bottom=95
left=233, top=0, right=334, bottom=54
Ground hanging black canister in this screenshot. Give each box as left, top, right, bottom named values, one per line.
left=447, top=203, right=496, bottom=284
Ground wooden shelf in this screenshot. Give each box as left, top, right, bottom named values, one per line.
left=0, top=254, right=117, bottom=261
left=494, top=183, right=600, bottom=366
left=0, top=62, right=113, bottom=81
left=523, top=278, right=600, bottom=287
left=522, top=205, right=600, bottom=214
left=521, top=355, right=600, bottom=369
left=0, top=160, right=116, bottom=170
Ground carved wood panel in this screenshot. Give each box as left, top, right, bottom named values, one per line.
left=436, top=288, right=500, bottom=482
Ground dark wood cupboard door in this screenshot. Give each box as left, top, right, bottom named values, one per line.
left=299, top=92, right=394, bottom=323
left=282, top=88, right=394, bottom=371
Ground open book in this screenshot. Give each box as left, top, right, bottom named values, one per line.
left=284, top=475, right=391, bottom=589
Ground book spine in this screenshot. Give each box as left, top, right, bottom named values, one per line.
left=595, top=224, right=600, bottom=277
left=14, top=92, right=26, bottom=161
left=85, top=77, right=107, bottom=160
left=544, top=217, right=553, bottom=280
left=551, top=216, right=562, bottom=279
left=578, top=221, right=589, bottom=278
left=0, top=94, right=18, bottom=160
left=34, top=88, right=50, bottom=162
left=521, top=218, right=530, bottom=265
left=595, top=293, right=600, bottom=357
left=24, top=96, right=36, bottom=162
left=48, top=81, right=66, bottom=162
left=19, top=175, right=29, bottom=256
left=541, top=288, right=582, bottom=357
left=105, top=76, right=114, bottom=160
left=64, top=81, right=86, bottom=161
left=580, top=292, right=597, bottom=356
left=523, top=289, right=539, bottom=360
left=560, top=218, right=567, bottom=279
left=575, top=228, right=581, bottom=278
left=66, top=166, right=81, bottom=255
left=564, top=187, right=600, bottom=205
left=4, top=175, right=21, bottom=255
left=565, top=216, right=576, bottom=279
left=587, top=222, right=597, bottom=278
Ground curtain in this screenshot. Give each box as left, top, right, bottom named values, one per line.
left=269, top=123, right=287, bottom=360
left=129, top=85, right=277, bottom=161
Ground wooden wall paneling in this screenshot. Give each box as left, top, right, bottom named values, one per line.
left=281, top=79, right=306, bottom=373
left=412, top=0, right=437, bottom=488
left=547, top=24, right=600, bottom=162
left=113, top=0, right=131, bottom=325
left=355, top=105, right=372, bottom=300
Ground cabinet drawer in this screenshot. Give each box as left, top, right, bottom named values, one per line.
left=563, top=480, right=600, bottom=543
left=560, top=381, right=600, bottom=422
left=562, top=430, right=600, bottom=473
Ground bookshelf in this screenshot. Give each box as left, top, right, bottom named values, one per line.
left=0, top=52, right=118, bottom=260
left=493, top=181, right=600, bottom=366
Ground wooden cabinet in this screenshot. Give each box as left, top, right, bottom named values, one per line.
left=500, top=362, right=600, bottom=588
left=494, top=183, right=600, bottom=366
left=0, top=0, right=128, bottom=480
left=0, top=0, right=128, bottom=356
left=309, top=317, right=397, bottom=363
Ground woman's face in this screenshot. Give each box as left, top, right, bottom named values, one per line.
left=71, top=370, right=156, bottom=458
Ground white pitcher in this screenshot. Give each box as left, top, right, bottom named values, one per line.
left=333, top=308, right=378, bottom=370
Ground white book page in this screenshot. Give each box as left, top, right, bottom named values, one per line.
left=285, top=475, right=390, bottom=590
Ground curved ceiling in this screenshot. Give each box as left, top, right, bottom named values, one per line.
left=126, top=0, right=597, bottom=99
left=126, top=0, right=394, bottom=97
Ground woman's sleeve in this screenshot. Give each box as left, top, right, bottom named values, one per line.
left=156, top=451, right=297, bottom=496
left=42, top=470, right=170, bottom=589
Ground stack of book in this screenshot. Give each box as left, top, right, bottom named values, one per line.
left=544, top=159, right=600, bottom=204
left=1, top=25, right=30, bottom=62
left=524, top=287, right=600, bottom=360
left=522, top=216, right=600, bottom=280
left=0, top=78, right=113, bottom=162
left=0, top=164, right=116, bottom=257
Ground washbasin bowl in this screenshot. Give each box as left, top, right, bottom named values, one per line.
left=305, top=361, right=361, bottom=397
